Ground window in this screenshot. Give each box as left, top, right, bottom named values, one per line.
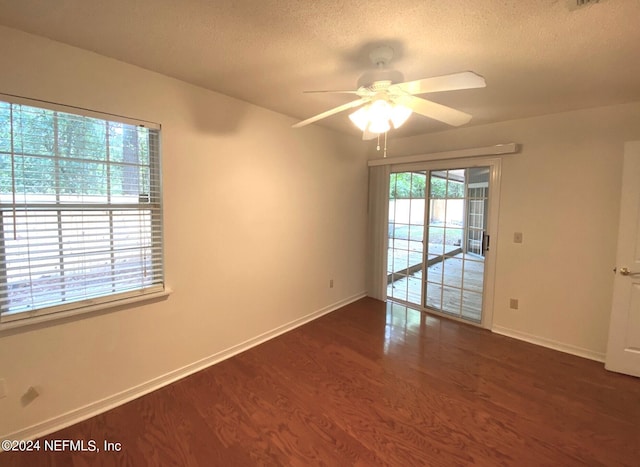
left=0, top=96, right=164, bottom=326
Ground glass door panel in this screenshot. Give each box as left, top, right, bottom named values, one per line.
left=423, top=167, right=489, bottom=323
left=387, top=171, right=426, bottom=305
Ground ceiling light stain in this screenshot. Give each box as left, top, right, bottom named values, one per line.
left=567, top=0, right=606, bottom=11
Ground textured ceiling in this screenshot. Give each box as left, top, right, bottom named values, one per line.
left=0, top=0, right=639, bottom=137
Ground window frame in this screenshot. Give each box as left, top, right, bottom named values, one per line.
left=0, top=93, right=168, bottom=330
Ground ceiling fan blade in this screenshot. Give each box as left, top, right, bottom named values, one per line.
left=303, top=90, right=359, bottom=94
left=389, top=71, right=486, bottom=95
left=397, top=96, right=472, bottom=127
left=292, top=98, right=369, bottom=128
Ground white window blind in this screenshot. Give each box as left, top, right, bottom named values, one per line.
left=0, top=97, right=164, bottom=324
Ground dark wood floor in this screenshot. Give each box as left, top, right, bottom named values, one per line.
left=3, top=298, right=640, bottom=466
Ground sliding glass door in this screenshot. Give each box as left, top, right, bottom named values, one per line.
left=387, top=163, right=495, bottom=326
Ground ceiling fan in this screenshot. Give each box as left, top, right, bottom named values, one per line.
left=292, top=46, right=486, bottom=139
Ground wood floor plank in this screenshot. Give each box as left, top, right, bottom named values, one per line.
left=2, top=297, right=639, bottom=466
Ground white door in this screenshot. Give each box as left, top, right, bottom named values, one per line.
left=605, top=141, right=640, bottom=377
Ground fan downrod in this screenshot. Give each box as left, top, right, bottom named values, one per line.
left=369, top=46, right=395, bottom=68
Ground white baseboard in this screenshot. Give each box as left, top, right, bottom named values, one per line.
left=492, top=325, right=606, bottom=363
left=3, top=292, right=367, bottom=444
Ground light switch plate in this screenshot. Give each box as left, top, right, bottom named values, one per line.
left=514, top=232, right=523, bottom=243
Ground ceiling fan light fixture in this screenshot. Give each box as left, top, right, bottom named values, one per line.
left=390, top=104, right=412, bottom=129
left=368, top=118, right=391, bottom=134
left=349, top=99, right=410, bottom=134
left=368, top=99, right=391, bottom=118
left=365, top=99, right=392, bottom=134
left=348, top=106, right=370, bottom=132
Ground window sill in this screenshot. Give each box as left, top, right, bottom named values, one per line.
left=0, top=288, right=172, bottom=333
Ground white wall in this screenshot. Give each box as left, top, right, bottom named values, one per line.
left=379, top=102, right=640, bottom=360
left=0, top=26, right=368, bottom=437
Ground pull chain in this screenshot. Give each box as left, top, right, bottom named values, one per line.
left=375, top=132, right=389, bottom=158
left=384, top=131, right=388, bottom=158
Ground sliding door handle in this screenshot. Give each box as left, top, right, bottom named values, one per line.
left=481, top=232, right=490, bottom=255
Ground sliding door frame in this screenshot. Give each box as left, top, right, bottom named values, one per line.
left=387, top=156, right=502, bottom=329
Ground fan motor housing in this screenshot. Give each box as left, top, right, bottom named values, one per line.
left=357, top=69, right=405, bottom=89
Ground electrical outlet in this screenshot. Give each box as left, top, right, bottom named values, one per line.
left=509, top=298, right=519, bottom=310
left=329, top=279, right=334, bottom=288
left=513, top=232, right=523, bottom=244
left=0, top=379, right=7, bottom=399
